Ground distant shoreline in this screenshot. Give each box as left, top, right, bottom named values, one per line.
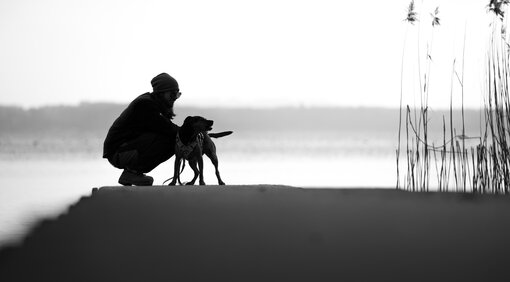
left=0, top=103, right=483, bottom=135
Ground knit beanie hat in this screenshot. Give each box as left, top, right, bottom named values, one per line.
left=151, top=73, right=179, bottom=92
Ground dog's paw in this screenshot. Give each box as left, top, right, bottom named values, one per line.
left=185, top=182, right=195, bottom=186
left=199, top=181, right=206, bottom=186
left=167, top=181, right=176, bottom=186
left=219, top=181, right=225, bottom=185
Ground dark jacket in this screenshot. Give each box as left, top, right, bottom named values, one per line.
left=103, top=93, right=179, bottom=158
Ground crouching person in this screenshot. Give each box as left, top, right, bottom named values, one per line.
left=103, top=73, right=181, bottom=186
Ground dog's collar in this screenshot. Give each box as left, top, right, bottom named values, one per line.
left=176, top=132, right=204, bottom=159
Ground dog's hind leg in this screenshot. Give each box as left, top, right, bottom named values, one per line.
left=206, top=152, right=225, bottom=185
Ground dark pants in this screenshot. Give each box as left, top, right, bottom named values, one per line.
left=108, top=133, right=175, bottom=173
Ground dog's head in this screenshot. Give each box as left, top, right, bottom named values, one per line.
left=182, top=116, right=214, bottom=133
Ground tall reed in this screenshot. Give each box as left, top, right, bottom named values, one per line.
left=397, top=1, right=439, bottom=192
left=397, top=0, right=418, bottom=190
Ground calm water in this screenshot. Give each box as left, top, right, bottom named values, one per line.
left=0, top=132, right=396, bottom=246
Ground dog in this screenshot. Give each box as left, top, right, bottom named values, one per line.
left=167, top=116, right=232, bottom=186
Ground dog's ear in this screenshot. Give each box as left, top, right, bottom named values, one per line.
left=183, top=116, right=193, bottom=123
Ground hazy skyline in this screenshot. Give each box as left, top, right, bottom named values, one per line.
left=0, top=0, right=497, bottom=109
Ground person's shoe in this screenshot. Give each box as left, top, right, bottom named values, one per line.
left=118, top=169, right=154, bottom=186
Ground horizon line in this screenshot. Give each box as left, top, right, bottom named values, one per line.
left=0, top=101, right=486, bottom=111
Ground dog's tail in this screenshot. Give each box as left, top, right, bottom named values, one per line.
left=209, top=131, right=233, bottom=138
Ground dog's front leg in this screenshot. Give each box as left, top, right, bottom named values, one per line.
left=187, top=160, right=199, bottom=185
left=168, top=156, right=181, bottom=186
left=198, top=156, right=205, bottom=185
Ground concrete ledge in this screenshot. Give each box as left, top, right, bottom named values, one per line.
left=1, top=186, right=509, bottom=281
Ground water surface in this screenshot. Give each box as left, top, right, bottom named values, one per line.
left=0, top=132, right=395, bottom=246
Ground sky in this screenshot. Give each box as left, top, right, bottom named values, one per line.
left=0, top=0, right=501, bottom=109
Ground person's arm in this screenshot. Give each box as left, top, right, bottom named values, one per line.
left=133, top=99, right=179, bottom=136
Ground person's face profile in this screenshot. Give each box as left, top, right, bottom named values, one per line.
left=165, top=90, right=181, bottom=101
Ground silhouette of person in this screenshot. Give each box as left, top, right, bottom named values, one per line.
left=103, top=73, right=181, bottom=186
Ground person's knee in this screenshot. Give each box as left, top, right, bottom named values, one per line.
left=108, top=149, right=139, bottom=170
